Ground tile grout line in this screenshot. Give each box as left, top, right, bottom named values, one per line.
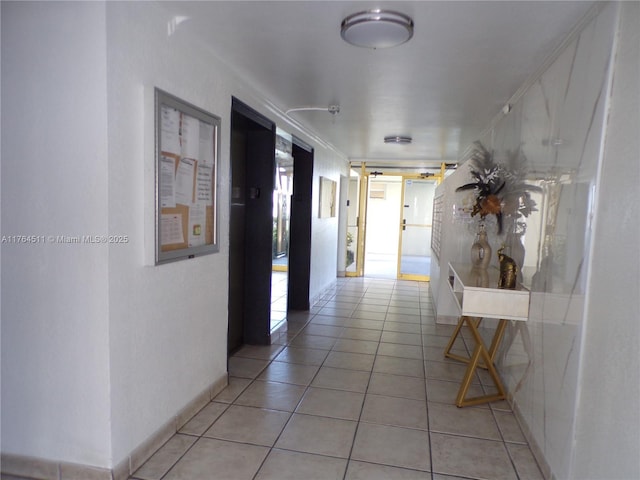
left=247, top=300, right=319, bottom=480
left=419, top=282, right=437, bottom=480
left=339, top=279, right=391, bottom=480
left=145, top=277, right=541, bottom=480
left=252, top=277, right=369, bottom=480
left=156, top=291, right=319, bottom=480
left=154, top=404, right=232, bottom=480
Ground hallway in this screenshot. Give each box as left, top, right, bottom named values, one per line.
left=129, top=277, right=543, bottom=480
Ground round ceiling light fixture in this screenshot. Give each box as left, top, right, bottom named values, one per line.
left=384, top=135, right=413, bottom=145
left=341, top=10, right=414, bottom=49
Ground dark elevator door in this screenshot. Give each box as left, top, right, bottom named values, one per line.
left=228, top=99, right=275, bottom=353
left=287, top=140, right=313, bottom=310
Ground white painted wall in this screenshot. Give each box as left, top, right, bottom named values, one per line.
left=1, top=0, right=348, bottom=470
left=105, top=2, right=231, bottom=464
left=432, top=4, right=639, bottom=478
left=106, top=0, right=347, bottom=466
left=1, top=2, right=112, bottom=466
left=572, top=3, right=640, bottom=477
left=431, top=161, right=481, bottom=322
left=310, top=153, right=349, bottom=300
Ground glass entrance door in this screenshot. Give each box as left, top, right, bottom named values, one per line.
left=346, top=166, right=367, bottom=277
left=398, top=177, right=436, bottom=281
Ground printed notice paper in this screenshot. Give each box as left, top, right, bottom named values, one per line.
left=175, top=157, right=195, bottom=205
left=161, top=213, right=184, bottom=245
left=160, top=106, right=180, bottom=155
left=160, top=155, right=176, bottom=208
left=196, top=163, right=213, bottom=205
left=181, top=114, right=200, bottom=160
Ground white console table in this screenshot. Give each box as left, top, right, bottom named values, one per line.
left=444, top=262, right=530, bottom=407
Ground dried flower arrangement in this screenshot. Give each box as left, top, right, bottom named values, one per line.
left=456, top=141, right=540, bottom=235
left=456, top=142, right=506, bottom=233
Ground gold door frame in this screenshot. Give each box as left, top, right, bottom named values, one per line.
left=345, top=163, right=368, bottom=277
left=346, top=163, right=446, bottom=278
left=396, top=168, right=446, bottom=281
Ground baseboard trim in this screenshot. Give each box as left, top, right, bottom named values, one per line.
left=511, top=400, right=553, bottom=480
left=0, top=454, right=115, bottom=480
left=309, top=279, right=337, bottom=309
left=1, top=374, right=228, bottom=480
left=435, top=314, right=458, bottom=325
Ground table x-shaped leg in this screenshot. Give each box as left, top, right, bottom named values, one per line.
left=444, top=316, right=507, bottom=369
left=447, top=316, right=508, bottom=407
left=444, top=315, right=479, bottom=364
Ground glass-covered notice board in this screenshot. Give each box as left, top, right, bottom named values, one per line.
left=155, top=88, right=220, bottom=264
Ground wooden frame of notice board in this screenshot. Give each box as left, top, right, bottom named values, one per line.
left=155, top=88, right=220, bottom=264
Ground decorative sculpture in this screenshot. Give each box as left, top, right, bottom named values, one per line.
left=497, top=246, right=518, bottom=290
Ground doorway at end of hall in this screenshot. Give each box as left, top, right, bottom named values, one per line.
left=346, top=170, right=436, bottom=281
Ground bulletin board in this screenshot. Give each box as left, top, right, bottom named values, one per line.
left=155, top=88, right=220, bottom=264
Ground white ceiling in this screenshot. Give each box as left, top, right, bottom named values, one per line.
left=160, top=1, right=595, bottom=168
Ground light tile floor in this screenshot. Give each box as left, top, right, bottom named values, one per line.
left=130, top=277, right=544, bottom=480
left=270, top=271, right=288, bottom=331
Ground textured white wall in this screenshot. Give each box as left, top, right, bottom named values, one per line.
left=431, top=161, right=479, bottom=322
left=1, top=2, right=112, bottom=466
left=105, top=2, right=231, bottom=464
left=309, top=151, right=350, bottom=300
left=2, top=0, right=348, bottom=470
left=106, top=1, right=347, bottom=466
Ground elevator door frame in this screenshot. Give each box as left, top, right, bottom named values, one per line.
left=287, top=138, right=314, bottom=310
left=228, top=98, right=275, bottom=353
